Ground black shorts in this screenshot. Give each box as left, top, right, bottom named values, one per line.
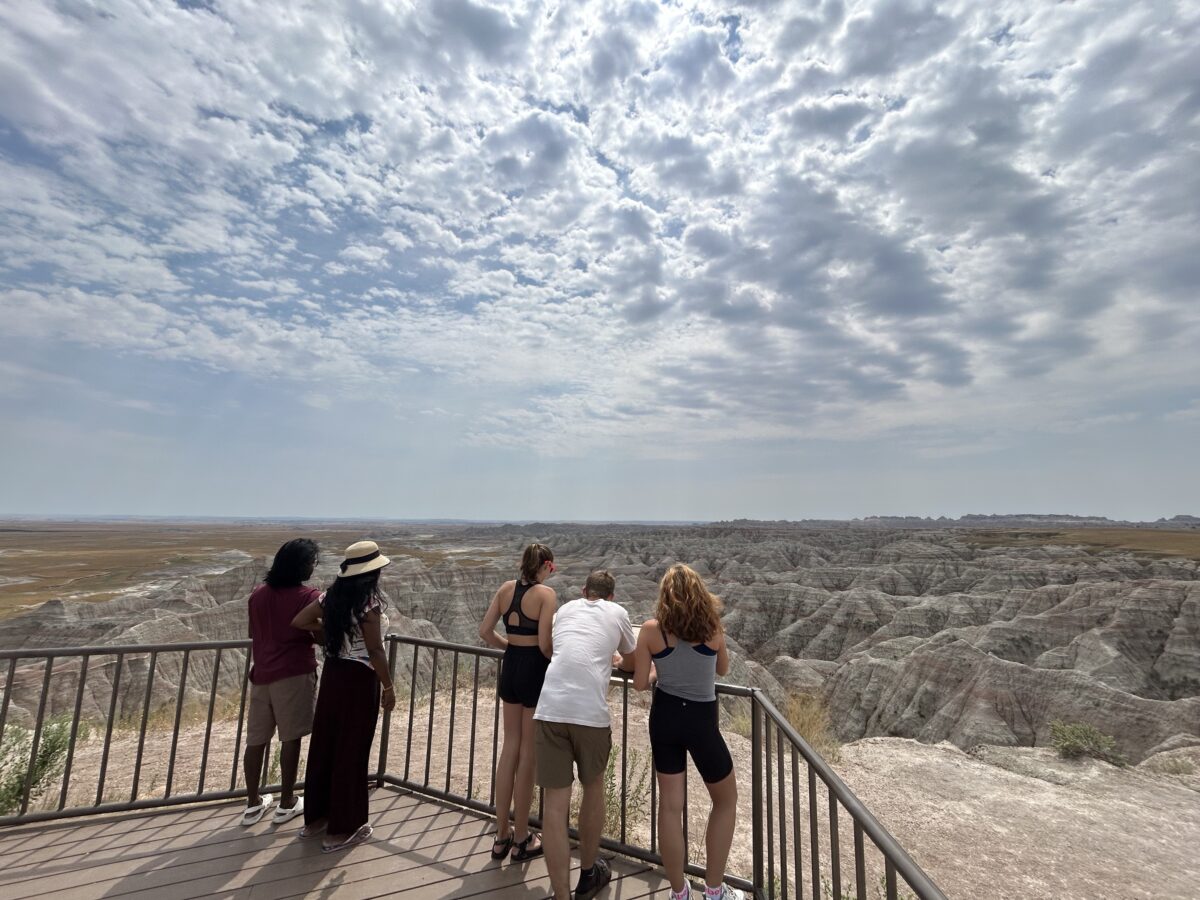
left=648, top=688, right=733, bottom=784
left=498, top=644, right=550, bottom=708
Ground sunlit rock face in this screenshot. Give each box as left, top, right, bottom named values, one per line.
left=1, top=524, right=1196, bottom=762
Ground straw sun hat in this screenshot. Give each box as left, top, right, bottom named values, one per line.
left=337, top=540, right=391, bottom=578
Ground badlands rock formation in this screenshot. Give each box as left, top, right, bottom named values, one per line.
left=1, top=524, right=1197, bottom=764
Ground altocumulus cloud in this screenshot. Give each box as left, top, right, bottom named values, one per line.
left=1, top=0, right=1198, bottom=464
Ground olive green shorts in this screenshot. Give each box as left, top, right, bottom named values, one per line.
left=535, top=720, right=612, bottom=789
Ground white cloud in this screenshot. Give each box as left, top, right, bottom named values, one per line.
left=0, top=0, right=1197, bottom=469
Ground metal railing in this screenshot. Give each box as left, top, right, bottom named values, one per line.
left=0, top=635, right=946, bottom=900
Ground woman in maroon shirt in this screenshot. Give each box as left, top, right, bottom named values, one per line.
left=241, top=538, right=321, bottom=826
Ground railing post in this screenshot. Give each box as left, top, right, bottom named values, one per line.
left=376, top=637, right=398, bottom=787
left=21, top=658, right=55, bottom=815
left=752, top=690, right=764, bottom=897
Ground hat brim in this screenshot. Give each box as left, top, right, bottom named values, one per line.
left=338, top=555, right=391, bottom=578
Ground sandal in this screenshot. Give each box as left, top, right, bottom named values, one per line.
left=240, top=793, right=274, bottom=827
left=510, top=833, right=543, bottom=862
left=321, top=823, right=373, bottom=853
left=490, top=834, right=514, bottom=860
left=298, top=819, right=327, bottom=839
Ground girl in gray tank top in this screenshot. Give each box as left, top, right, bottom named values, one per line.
left=631, top=564, right=745, bottom=900
left=651, top=633, right=719, bottom=702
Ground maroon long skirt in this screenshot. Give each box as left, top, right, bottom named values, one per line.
left=303, top=657, right=380, bottom=835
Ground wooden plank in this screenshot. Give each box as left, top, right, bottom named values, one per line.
left=3, top=790, right=427, bottom=872
left=0, top=787, right=420, bottom=856
left=110, top=828, right=497, bottom=900
left=364, top=854, right=655, bottom=900
left=2, top=805, right=486, bottom=899
left=2, top=794, right=680, bottom=900
left=0, top=793, right=435, bottom=882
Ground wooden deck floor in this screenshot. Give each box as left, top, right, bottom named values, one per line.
left=0, top=787, right=673, bottom=899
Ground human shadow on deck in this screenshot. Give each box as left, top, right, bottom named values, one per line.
left=89, top=787, right=549, bottom=900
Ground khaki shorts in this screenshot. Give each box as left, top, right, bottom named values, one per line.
left=535, top=720, right=612, bottom=789
left=247, top=671, right=317, bottom=745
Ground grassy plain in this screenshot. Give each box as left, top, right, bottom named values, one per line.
left=0, top=520, right=503, bottom=619
left=966, top=527, right=1200, bottom=559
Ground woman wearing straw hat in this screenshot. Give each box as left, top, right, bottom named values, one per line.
left=291, top=540, right=395, bottom=852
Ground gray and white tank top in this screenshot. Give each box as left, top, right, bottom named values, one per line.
left=652, top=633, right=718, bottom=702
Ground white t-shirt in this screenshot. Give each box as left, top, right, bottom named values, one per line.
left=319, top=593, right=389, bottom=668
left=534, top=598, right=637, bottom=728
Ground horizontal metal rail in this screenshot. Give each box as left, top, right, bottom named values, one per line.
left=0, top=639, right=252, bottom=660
left=0, top=633, right=946, bottom=900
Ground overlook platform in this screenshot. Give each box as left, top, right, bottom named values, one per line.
left=0, top=786, right=668, bottom=900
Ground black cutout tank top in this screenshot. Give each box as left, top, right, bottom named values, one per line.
left=503, top=580, right=540, bottom=636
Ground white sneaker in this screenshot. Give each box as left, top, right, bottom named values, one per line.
left=664, top=887, right=691, bottom=900
left=705, top=888, right=745, bottom=900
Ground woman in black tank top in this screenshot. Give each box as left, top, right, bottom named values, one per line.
left=478, top=542, right=558, bottom=862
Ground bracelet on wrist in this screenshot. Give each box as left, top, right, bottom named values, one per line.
left=381, top=685, right=394, bottom=693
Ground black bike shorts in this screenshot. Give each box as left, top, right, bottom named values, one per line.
left=648, top=687, right=733, bottom=784
left=498, top=643, right=550, bottom=708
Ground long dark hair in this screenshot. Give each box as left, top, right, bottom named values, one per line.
left=322, top=570, right=385, bottom=658
left=519, top=543, right=554, bottom=582
left=264, top=539, right=318, bottom=589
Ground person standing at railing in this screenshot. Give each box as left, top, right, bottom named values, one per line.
left=632, top=564, right=743, bottom=900
left=290, top=540, right=396, bottom=852
left=240, top=538, right=322, bottom=827
left=478, top=542, right=558, bottom=862
left=535, top=569, right=637, bottom=900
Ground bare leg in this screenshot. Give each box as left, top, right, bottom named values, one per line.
left=279, top=739, right=301, bottom=809
left=511, top=707, right=540, bottom=846
left=493, top=701, right=524, bottom=842
left=656, top=771, right=687, bottom=893
left=543, top=785, right=573, bottom=900
left=577, top=774, right=607, bottom=871
left=243, top=743, right=266, bottom=807
left=703, top=770, right=738, bottom=889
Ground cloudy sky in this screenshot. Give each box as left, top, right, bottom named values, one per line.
left=1, top=0, right=1197, bottom=521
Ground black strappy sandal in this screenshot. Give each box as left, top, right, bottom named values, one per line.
left=510, top=833, right=544, bottom=861
left=490, top=834, right=514, bottom=860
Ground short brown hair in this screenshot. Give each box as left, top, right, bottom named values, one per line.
left=656, top=564, right=722, bottom=644
left=584, top=570, right=615, bottom=598
left=519, top=543, right=554, bottom=582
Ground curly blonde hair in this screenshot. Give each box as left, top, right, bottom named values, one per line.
left=656, top=563, right=723, bottom=644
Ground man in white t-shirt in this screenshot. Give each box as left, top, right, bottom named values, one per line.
left=534, top=570, right=636, bottom=900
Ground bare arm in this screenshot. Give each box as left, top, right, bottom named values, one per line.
left=290, top=599, right=323, bottom=632
left=715, top=628, right=731, bottom=677
left=360, top=610, right=396, bottom=711
left=537, top=586, right=557, bottom=659
left=478, top=584, right=509, bottom=651
left=616, top=611, right=637, bottom=673
left=632, top=621, right=657, bottom=691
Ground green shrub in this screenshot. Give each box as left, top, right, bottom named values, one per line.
left=0, top=716, right=81, bottom=814
left=569, top=743, right=652, bottom=837
left=784, top=694, right=841, bottom=764
left=724, top=694, right=841, bottom=764
left=1049, top=720, right=1127, bottom=767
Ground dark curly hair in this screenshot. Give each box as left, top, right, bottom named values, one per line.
left=264, top=539, right=319, bottom=589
